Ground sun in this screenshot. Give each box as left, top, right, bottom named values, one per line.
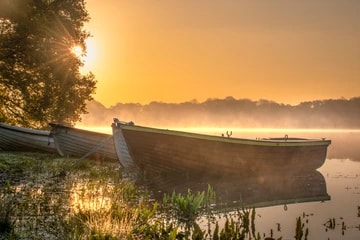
left=71, top=39, right=97, bottom=72
left=71, top=45, right=84, bottom=58
left=83, top=38, right=97, bottom=68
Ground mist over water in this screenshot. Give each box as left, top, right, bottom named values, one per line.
left=77, top=97, right=360, bottom=162
left=79, top=97, right=360, bottom=129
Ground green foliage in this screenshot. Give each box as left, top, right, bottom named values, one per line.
left=131, top=185, right=216, bottom=239
left=163, top=185, right=216, bottom=226
left=170, top=189, right=204, bottom=222
left=0, top=0, right=96, bottom=128
left=131, top=214, right=180, bottom=239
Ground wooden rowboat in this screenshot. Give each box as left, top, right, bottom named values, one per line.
left=49, top=123, right=117, bottom=161
left=112, top=119, right=331, bottom=175
left=0, top=122, right=56, bottom=153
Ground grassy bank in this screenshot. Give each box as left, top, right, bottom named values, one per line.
left=0, top=152, right=311, bottom=239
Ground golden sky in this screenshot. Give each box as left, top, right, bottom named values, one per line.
left=83, top=0, right=360, bottom=107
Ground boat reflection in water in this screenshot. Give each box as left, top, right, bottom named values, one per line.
left=138, top=169, right=330, bottom=211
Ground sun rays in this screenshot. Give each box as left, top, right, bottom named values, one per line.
left=71, top=45, right=84, bottom=58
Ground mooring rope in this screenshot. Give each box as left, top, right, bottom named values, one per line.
left=77, top=134, right=114, bottom=161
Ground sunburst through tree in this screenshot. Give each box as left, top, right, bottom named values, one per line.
left=0, top=0, right=96, bottom=128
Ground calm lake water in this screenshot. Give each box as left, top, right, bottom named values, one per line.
left=81, top=126, right=360, bottom=239
left=253, top=130, right=360, bottom=240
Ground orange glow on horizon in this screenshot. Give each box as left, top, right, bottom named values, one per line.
left=84, top=0, right=360, bottom=107
left=75, top=124, right=360, bottom=136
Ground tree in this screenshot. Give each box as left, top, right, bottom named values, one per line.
left=0, top=0, right=96, bottom=129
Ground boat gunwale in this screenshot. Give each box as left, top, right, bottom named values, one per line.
left=49, top=123, right=118, bottom=160
left=120, top=124, right=332, bottom=147
left=0, top=123, right=51, bottom=137
left=49, top=123, right=112, bottom=137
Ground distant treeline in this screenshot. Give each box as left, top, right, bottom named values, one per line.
left=81, top=97, right=360, bottom=129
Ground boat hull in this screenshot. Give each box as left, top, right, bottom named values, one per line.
left=50, top=123, right=117, bottom=161
left=113, top=122, right=331, bottom=176
left=0, top=123, right=56, bottom=153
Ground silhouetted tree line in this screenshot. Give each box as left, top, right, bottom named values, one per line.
left=81, top=96, right=360, bottom=129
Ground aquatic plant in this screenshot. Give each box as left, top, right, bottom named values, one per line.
left=294, top=217, right=308, bottom=240
left=162, top=185, right=216, bottom=225
left=324, top=218, right=336, bottom=230
left=323, top=217, right=349, bottom=236
left=209, top=208, right=261, bottom=240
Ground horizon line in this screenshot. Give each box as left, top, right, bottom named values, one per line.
left=91, top=95, right=360, bottom=108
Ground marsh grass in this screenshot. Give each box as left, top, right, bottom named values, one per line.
left=0, top=152, right=333, bottom=239
left=0, top=152, right=173, bottom=239
left=0, top=193, right=16, bottom=239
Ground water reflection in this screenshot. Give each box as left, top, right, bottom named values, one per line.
left=254, top=158, right=360, bottom=239
left=138, top=169, right=330, bottom=211
left=326, top=132, right=360, bottom=161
